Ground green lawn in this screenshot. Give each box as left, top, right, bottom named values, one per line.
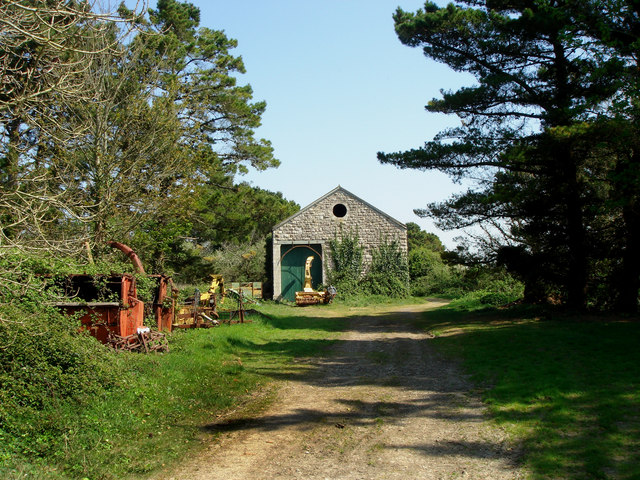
left=5, top=298, right=638, bottom=480
left=1, top=303, right=347, bottom=480
left=416, top=302, right=640, bottom=480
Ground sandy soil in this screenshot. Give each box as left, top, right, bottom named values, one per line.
left=154, top=301, right=524, bottom=480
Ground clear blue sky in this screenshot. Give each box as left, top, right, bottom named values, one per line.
left=159, top=0, right=473, bottom=248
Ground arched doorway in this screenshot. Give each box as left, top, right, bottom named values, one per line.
left=280, top=244, right=322, bottom=302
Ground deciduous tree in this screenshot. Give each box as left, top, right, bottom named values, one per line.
left=0, top=0, right=144, bottom=255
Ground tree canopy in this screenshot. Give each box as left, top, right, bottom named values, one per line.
left=0, top=0, right=297, bottom=285
left=379, top=0, right=640, bottom=311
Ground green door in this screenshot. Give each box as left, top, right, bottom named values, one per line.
left=280, top=245, right=322, bottom=302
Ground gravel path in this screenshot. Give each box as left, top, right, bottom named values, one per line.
left=155, top=301, right=524, bottom=480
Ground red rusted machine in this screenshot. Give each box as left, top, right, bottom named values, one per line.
left=54, top=242, right=176, bottom=346
left=55, top=273, right=145, bottom=343
left=150, top=273, right=175, bottom=332
left=108, top=241, right=175, bottom=332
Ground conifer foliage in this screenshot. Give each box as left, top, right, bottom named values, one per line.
left=379, top=0, right=640, bottom=311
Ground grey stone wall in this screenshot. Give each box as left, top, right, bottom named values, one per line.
left=272, top=187, right=407, bottom=299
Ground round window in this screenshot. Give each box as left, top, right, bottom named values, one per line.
left=333, top=203, right=347, bottom=218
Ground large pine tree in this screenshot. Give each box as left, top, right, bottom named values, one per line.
left=378, top=1, right=625, bottom=309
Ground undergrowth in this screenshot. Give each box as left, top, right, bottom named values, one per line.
left=0, top=299, right=346, bottom=479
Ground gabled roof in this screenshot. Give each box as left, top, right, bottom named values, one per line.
left=273, top=185, right=407, bottom=231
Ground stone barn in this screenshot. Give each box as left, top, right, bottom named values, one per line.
left=272, top=186, right=408, bottom=301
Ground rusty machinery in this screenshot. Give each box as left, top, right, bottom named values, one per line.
left=54, top=243, right=257, bottom=352
left=174, top=275, right=223, bottom=328
left=176, top=275, right=255, bottom=325
left=52, top=242, right=174, bottom=351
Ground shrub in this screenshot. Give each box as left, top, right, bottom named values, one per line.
left=202, top=240, right=267, bottom=284
left=363, top=272, right=409, bottom=297
left=408, top=246, right=461, bottom=296
left=363, top=239, right=409, bottom=298
left=0, top=251, right=133, bottom=475
left=410, top=267, right=459, bottom=296
left=409, top=255, right=525, bottom=303
left=409, top=247, right=443, bottom=279
left=328, top=231, right=365, bottom=295
left=0, top=298, right=121, bottom=471
left=476, top=275, right=525, bottom=305
left=445, top=269, right=525, bottom=307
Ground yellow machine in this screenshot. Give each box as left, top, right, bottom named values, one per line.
left=295, top=256, right=336, bottom=306
left=201, top=274, right=225, bottom=305
left=174, top=275, right=224, bottom=328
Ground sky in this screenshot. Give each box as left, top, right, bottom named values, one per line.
left=157, top=0, right=473, bottom=248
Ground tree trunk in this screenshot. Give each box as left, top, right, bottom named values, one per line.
left=614, top=145, right=640, bottom=313
left=565, top=197, right=587, bottom=310
left=3, top=116, right=21, bottom=190
left=562, top=147, right=588, bottom=311
left=615, top=201, right=640, bottom=313
left=1, top=117, right=22, bottom=240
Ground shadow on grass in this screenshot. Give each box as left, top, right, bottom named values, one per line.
left=222, top=302, right=640, bottom=478
left=415, top=305, right=640, bottom=480
left=256, top=300, right=446, bottom=335
left=199, top=301, right=520, bottom=469
left=252, top=310, right=347, bottom=333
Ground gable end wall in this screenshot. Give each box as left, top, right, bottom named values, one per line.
left=272, top=190, right=407, bottom=299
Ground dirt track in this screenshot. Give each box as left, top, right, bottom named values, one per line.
left=155, top=301, right=524, bottom=480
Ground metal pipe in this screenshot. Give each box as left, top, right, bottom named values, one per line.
left=108, top=241, right=145, bottom=274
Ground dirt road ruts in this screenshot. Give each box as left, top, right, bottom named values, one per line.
left=155, top=301, right=524, bottom=480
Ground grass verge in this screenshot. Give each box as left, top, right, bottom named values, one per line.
left=416, top=299, right=640, bottom=480
left=1, top=303, right=347, bottom=480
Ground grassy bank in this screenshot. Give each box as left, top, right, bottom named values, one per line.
left=1, top=303, right=347, bottom=480
left=416, top=300, right=640, bottom=480
left=7, top=295, right=638, bottom=480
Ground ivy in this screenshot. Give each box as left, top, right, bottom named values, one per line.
left=328, top=230, right=364, bottom=295
left=363, top=239, right=410, bottom=298
left=328, top=233, right=409, bottom=298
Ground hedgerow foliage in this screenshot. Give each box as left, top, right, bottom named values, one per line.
left=0, top=251, right=125, bottom=472
left=409, top=247, right=460, bottom=295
